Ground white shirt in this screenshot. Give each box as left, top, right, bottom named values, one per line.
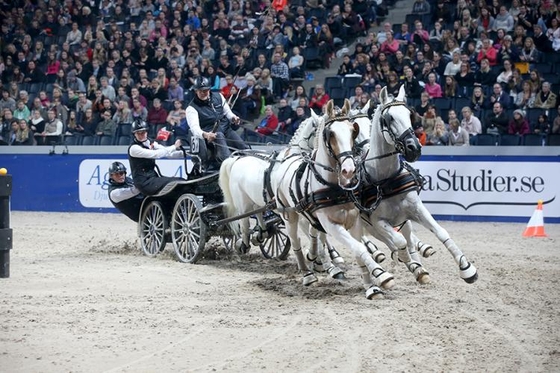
left=184, top=93, right=237, bottom=139
left=129, top=139, right=183, bottom=159
left=109, top=185, right=140, bottom=203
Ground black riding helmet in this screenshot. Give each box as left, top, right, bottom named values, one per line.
left=192, top=76, right=211, bottom=90
left=131, top=118, right=149, bottom=133
left=109, top=161, right=127, bottom=175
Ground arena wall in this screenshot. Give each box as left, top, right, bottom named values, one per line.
left=1, top=146, right=559, bottom=223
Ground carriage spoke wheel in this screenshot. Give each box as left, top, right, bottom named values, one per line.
left=171, top=194, right=207, bottom=263
left=259, top=219, right=291, bottom=260
left=140, top=201, right=167, bottom=257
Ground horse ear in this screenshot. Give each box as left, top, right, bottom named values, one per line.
left=396, top=84, right=406, bottom=101
left=352, top=121, right=359, bottom=140
left=326, top=100, right=334, bottom=117
left=362, top=99, right=370, bottom=113
left=342, top=99, right=351, bottom=114
left=310, top=108, right=319, bottom=123
left=379, top=86, right=388, bottom=105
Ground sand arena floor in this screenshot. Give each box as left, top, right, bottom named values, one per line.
left=1, top=211, right=559, bottom=373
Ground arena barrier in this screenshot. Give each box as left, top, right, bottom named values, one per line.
left=1, top=146, right=559, bottom=223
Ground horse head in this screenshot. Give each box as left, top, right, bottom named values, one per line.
left=377, top=85, right=421, bottom=162
left=323, top=99, right=360, bottom=188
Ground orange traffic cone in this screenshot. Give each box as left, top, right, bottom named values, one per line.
left=522, top=200, right=547, bottom=237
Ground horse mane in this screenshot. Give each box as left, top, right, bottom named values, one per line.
left=289, top=116, right=315, bottom=149
left=313, top=111, right=326, bottom=150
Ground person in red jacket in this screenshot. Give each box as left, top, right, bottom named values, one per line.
left=309, top=84, right=330, bottom=114
left=477, top=38, right=498, bottom=66
left=508, top=109, right=530, bottom=135
left=256, top=105, right=279, bottom=136
left=146, top=98, right=168, bottom=136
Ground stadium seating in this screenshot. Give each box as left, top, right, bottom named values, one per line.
left=546, top=134, right=560, bottom=146
left=522, top=134, right=544, bottom=146
left=499, top=134, right=521, bottom=146
left=474, top=134, right=498, bottom=146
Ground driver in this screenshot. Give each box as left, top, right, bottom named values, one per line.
left=128, top=118, right=186, bottom=196
left=107, top=162, right=144, bottom=222
left=185, top=76, right=249, bottom=170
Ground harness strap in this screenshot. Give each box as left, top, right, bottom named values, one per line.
left=353, top=161, right=423, bottom=214
left=262, top=151, right=279, bottom=204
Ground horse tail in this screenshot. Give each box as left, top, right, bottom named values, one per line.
left=219, top=157, right=238, bottom=223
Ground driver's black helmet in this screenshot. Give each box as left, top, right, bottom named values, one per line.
left=132, top=118, right=149, bottom=133
left=109, top=161, right=127, bottom=175
left=193, top=76, right=211, bottom=90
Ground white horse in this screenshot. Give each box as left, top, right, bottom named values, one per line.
left=349, top=103, right=435, bottom=263
left=270, top=99, right=394, bottom=298
left=359, top=85, right=478, bottom=284
left=219, top=111, right=344, bottom=280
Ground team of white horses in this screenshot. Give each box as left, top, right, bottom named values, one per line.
left=219, top=86, right=478, bottom=299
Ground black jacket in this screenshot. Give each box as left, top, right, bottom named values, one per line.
left=108, top=176, right=144, bottom=222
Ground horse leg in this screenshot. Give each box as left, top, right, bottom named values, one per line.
left=413, top=205, right=478, bottom=283
left=398, top=220, right=436, bottom=258
left=362, top=234, right=386, bottom=263
left=286, top=213, right=317, bottom=286
left=319, top=217, right=395, bottom=292
left=306, top=228, right=325, bottom=273
left=368, top=219, right=430, bottom=285
left=250, top=213, right=268, bottom=246
left=316, top=236, right=346, bottom=280
left=235, top=217, right=251, bottom=254
left=324, top=235, right=345, bottom=264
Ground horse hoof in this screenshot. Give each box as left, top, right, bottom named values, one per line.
left=460, top=262, right=478, bottom=284
left=235, top=240, right=250, bottom=254
left=380, top=278, right=395, bottom=290
left=417, top=273, right=431, bottom=285
left=366, top=286, right=384, bottom=300
left=463, top=272, right=478, bottom=284
left=303, top=273, right=318, bottom=286
left=332, top=272, right=346, bottom=280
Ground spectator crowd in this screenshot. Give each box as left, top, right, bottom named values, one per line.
left=332, top=0, right=560, bottom=146
left=0, top=0, right=385, bottom=146
left=1, top=0, right=559, bottom=147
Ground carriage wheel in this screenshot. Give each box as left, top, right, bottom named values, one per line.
left=140, top=201, right=167, bottom=257
left=259, top=219, right=291, bottom=260
left=171, top=194, right=207, bottom=263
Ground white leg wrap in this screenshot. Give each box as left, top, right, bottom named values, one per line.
left=365, top=285, right=384, bottom=300
left=371, top=267, right=395, bottom=290
left=417, top=241, right=436, bottom=258
left=363, top=238, right=386, bottom=263
left=326, top=264, right=345, bottom=279
left=302, top=271, right=318, bottom=286
left=407, top=261, right=431, bottom=284
left=327, top=244, right=344, bottom=264
left=458, top=256, right=478, bottom=283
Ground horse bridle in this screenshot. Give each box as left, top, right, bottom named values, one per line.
left=378, top=100, right=415, bottom=156
left=313, top=115, right=361, bottom=191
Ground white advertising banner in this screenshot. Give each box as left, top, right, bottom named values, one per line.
left=78, top=159, right=193, bottom=208
left=414, top=160, right=559, bottom=219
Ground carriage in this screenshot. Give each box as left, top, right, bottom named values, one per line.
left=136, top=156, right=291, bottom=264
